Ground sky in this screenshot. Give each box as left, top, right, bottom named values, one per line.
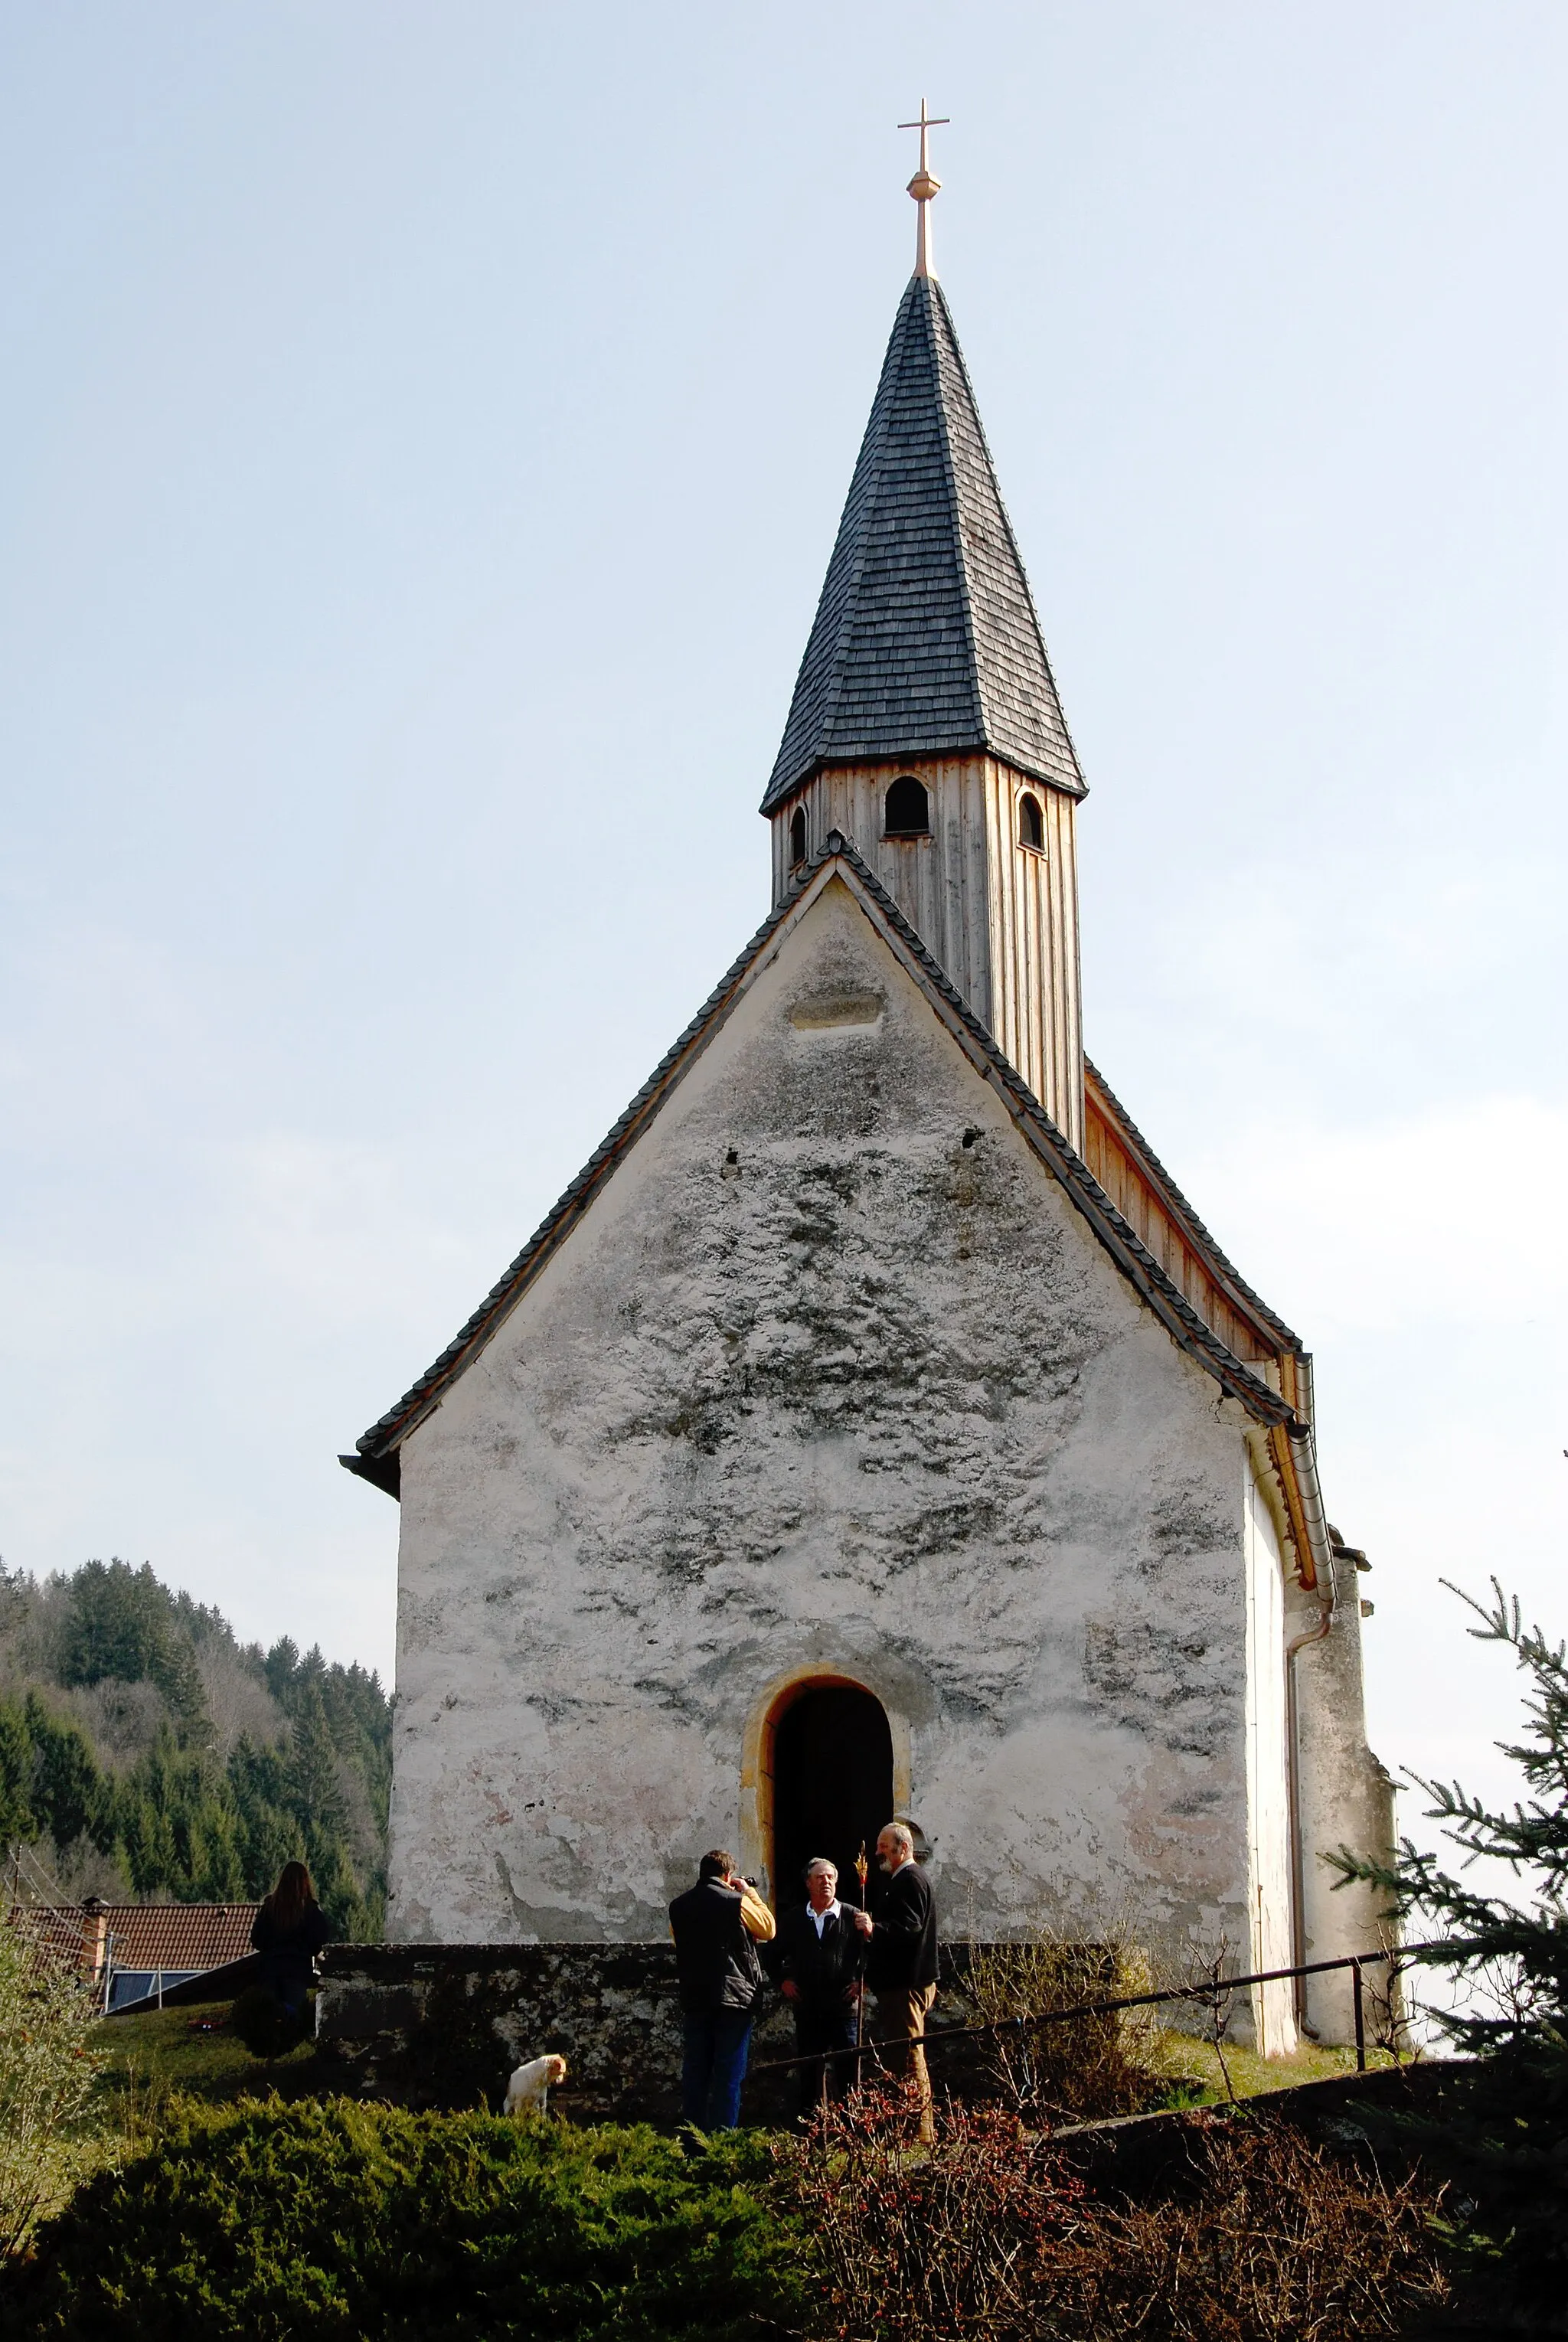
left=2, top=4, right=1564, bottom=1855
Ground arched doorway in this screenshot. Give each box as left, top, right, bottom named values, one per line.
left=769, top=1681, right=894, bottom=1914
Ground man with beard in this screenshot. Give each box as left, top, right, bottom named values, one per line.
left=853, top=1822, right=938, bottom=2141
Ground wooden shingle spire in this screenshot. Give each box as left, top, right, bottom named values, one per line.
left=762, top=270, right=1083, bottom=814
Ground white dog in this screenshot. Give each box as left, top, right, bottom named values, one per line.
left=504, top=2053, right=567, bottom=2118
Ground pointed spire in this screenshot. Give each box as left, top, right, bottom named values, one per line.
left=899, top=99, right=948, bottom=278
left=761, top=273, right=1085, bottom=814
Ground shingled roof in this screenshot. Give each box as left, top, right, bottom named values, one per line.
left=761, top=273, right=1084, bottom=814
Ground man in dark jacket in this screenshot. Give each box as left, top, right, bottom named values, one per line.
left=668, top=1850, right=776, bottom=2128
left=853, top=1822, right=939, bottom=2141
left=776, top=1857, right=865, bottom=2118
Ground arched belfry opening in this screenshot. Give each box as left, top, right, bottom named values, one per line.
left=884, top=774, right=930, bottom=838
left=766, top=1678, right=894, bottom=1914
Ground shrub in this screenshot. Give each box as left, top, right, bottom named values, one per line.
left=1328, top=1579, right=1568, bottom=2327
left=964, top=1926, right=1167, bottom=2120
left=1054, top=2119, right=1450, bottom=2342
left=0, top=1911, right=105, bottom=2261
left=786, top=2079, right=1449, bottom=2340
left=789, top=2073, right=1086, bottom=2335
left=5, top=2097, right=805, bottom=2340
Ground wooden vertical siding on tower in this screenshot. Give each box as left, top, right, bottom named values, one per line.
left=772, top=756, right=991, bottom=1015
left=982, top=763, right=1082, bottom=1155
left=771, top=755, right=1084, bottom=1151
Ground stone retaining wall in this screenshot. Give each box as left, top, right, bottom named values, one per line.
left=316, top=1943, right=1447, bottom=2139
left=315, top=1942, right=993, bottom=2122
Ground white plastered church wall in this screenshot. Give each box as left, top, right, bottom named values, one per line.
left=1243, top=1465, right=1296, bottom=2054
left=1295, top=1565, right=1399, bottom=2043
left=388, top=876, right=1269, bottom=1961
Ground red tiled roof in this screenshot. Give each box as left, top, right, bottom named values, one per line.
left=24, top=1905, right=259, bottom=1974
left=104, top=1904, right=259, bottom=1970
left=8, top=1906, right=96, bottom=1968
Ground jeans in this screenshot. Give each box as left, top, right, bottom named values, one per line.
left=681, top=2007, right=754, bottom=2128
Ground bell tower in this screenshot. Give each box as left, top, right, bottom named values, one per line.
left=761, top=119, right=1086, bottom=1151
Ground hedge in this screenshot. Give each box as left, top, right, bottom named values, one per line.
left=4, top=2099, right=806, bottom=2340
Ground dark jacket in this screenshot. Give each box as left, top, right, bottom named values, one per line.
left=668, top=1879, right=765, bottom=2016
left=777, top=1902, right=865, bottom=2011
left=250, top=1899, right=330, bottom=2004
left=866, top=1861, right=938, bottom=1993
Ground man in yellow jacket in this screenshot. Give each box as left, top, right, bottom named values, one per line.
left=668, top=1850, right=776, bottom=2128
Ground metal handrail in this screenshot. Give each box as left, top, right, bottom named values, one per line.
left=749, top=1937, right=1462, bottom=2081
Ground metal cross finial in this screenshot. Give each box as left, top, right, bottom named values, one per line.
left=898, top=99, right=950, bottom=278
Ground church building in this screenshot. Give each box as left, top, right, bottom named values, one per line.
left=345, top=145, right=1393, bottom=2052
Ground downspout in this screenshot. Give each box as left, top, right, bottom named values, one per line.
left=1282, top=1355, right=1336, bottom=2036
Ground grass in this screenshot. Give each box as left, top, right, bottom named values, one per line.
left=87, top=1998, right=322, bottom=2118
left=1152, top=2027, right=1400, bottom=2108
left=87, top=1998, right=1401, bottom=2131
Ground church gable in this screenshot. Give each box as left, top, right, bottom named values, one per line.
left=389, top=861, right=1269, bottom=1942
left=348, top=839, right=1295, bottom=1507
left=413, top=867, right=1207, bottom=1564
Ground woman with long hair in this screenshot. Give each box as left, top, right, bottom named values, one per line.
left=250, top=1859, right=330, bottom=2017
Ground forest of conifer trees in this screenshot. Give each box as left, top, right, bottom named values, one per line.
left=0, top=1558, right=388, bottom=1937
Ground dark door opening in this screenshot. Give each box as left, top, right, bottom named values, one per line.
left=770, top=1683, right=894, bottom=1915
